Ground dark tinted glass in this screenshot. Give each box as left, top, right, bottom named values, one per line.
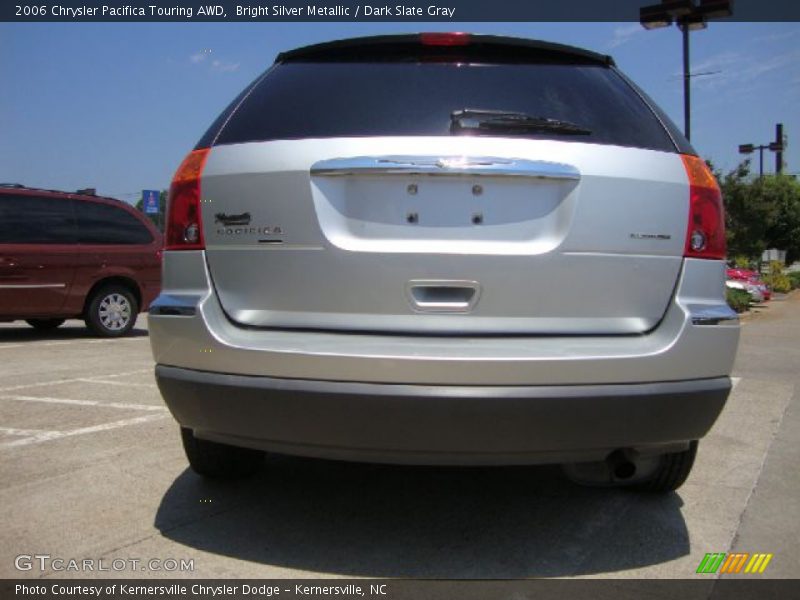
left=207, top=62, right=675, bottom=152
left=0, top=195, right=76, bottom=244
left=74, top=201, right=153, bottom=245
left=615, top=69, right=694, bottom=155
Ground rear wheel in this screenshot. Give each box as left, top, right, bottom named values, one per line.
left=632, top=441, right=698, bottom=493
left=85, top=284, right=138, bottom=337
left=26, top=318, right=65, bottom=330
left=181, top=427, right=264, bottom=479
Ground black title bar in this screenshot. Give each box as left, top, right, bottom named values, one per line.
left=4, top=579, right=800, bottom=600
left=3, top=0, right=800, bottom=22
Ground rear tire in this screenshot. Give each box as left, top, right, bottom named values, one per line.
left=181, top=427, right=264, bottom=479
left=26, top=318, right=66, bottom=330
left=84, top=284, right=138, bottom=337
left=631, top=441, right=698, bottom=493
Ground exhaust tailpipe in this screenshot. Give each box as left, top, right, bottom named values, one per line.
left=606, top=449, right=637, bottom=480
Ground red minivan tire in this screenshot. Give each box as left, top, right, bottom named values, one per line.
left=85, top=284, right=139, bottom=337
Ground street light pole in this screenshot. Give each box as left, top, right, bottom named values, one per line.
left=640, top=0, right=733, bottom=142
left=681, top=22, right=691, bottom=140
left=739, top=136, right=785, bottom=179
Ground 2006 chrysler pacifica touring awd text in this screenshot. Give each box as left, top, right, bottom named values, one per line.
left=149, top=34, right=739, bottom=492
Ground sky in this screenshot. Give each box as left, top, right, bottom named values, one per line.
left=1, top=21, right=798, bottom=204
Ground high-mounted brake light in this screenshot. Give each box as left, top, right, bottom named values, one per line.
left=419, top=32, right=471, bottom=47
left=165, top=148, right=209, bottom=250
left=681, top=154, right=725, bottom=260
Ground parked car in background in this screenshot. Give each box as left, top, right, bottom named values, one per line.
left=0, top=184, right=162, bottom=336
left=726, top=268, right=771, bottom=302
left=725, top=278, right=763, bottom=304
left=150, top=34, right=739, bottom=493
left=726, top=268, right=752, bottom=280
left=754, top=281, right=771, bottom=302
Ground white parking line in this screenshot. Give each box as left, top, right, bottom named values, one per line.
left=0, top=413, right=168, bottom=449
left=86, top=338, right=148, bottom=344
left=0, top=368, right=152, bottom=394
left=90, top=369, right=152, bottom=379
left=0, top=341, right=77, bottom=350
left=0, top=427, right=60, bottom=437
left=76, top=378, right=156, bottom=388
left=0, top=395, right=166, bottom=412
left=0, top=337, right=147, bottom=351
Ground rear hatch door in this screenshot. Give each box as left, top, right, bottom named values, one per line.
left=199, top=35, right=689, bottom=335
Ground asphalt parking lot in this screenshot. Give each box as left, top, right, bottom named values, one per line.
left=1, top=294, right=798, bottom=580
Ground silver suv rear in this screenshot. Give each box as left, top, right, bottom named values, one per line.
left=150, top=34, right=739, bottom=491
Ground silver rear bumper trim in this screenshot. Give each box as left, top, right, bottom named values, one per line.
left=687, top=304, right=739, bottom=326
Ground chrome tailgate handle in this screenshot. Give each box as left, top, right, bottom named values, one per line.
left=406, top=280, right=481, bottom=313
left=311, top=156, right=580, bottom=180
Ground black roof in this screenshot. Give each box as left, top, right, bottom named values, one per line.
left=276, top=33, right=614, bottom=67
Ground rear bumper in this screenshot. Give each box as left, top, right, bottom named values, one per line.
left=156, top=365, right=730, bottom=465
left=148, top=253, right=739, bottom=387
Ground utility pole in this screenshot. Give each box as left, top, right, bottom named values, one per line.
left=775, top=123, right=784, bottom=174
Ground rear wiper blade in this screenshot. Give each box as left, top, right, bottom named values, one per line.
left=451, top=109, right=592, bottom=136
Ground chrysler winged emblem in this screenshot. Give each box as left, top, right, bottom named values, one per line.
left=214, top=212, right=251, bottom=226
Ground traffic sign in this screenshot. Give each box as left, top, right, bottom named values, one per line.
left=142, top=190, right=160, bottom=214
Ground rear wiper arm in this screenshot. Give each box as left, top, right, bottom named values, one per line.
left=451, top=109, right=592, bottom=136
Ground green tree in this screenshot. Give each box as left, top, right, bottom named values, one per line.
left=712, top=160, right=800, bottom=264
left=135, top=190, right=167, bottom=232
left=762, top=174, right=800, bottom=264
left=714, top=161, right=775, bottom=261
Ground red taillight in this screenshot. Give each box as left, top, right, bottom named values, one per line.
left=165, top=148, right=209, bottom=250
left=419, top=32, right=470, bottom=46
left=681, top=154, right=726, bottom=260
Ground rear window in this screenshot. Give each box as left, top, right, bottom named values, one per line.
left=201, top=62, right=676, bottom=152
left=74, top=200, right=153, bottom=245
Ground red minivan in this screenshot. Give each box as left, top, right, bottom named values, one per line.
left=0, top=184, right=162, bottom=336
